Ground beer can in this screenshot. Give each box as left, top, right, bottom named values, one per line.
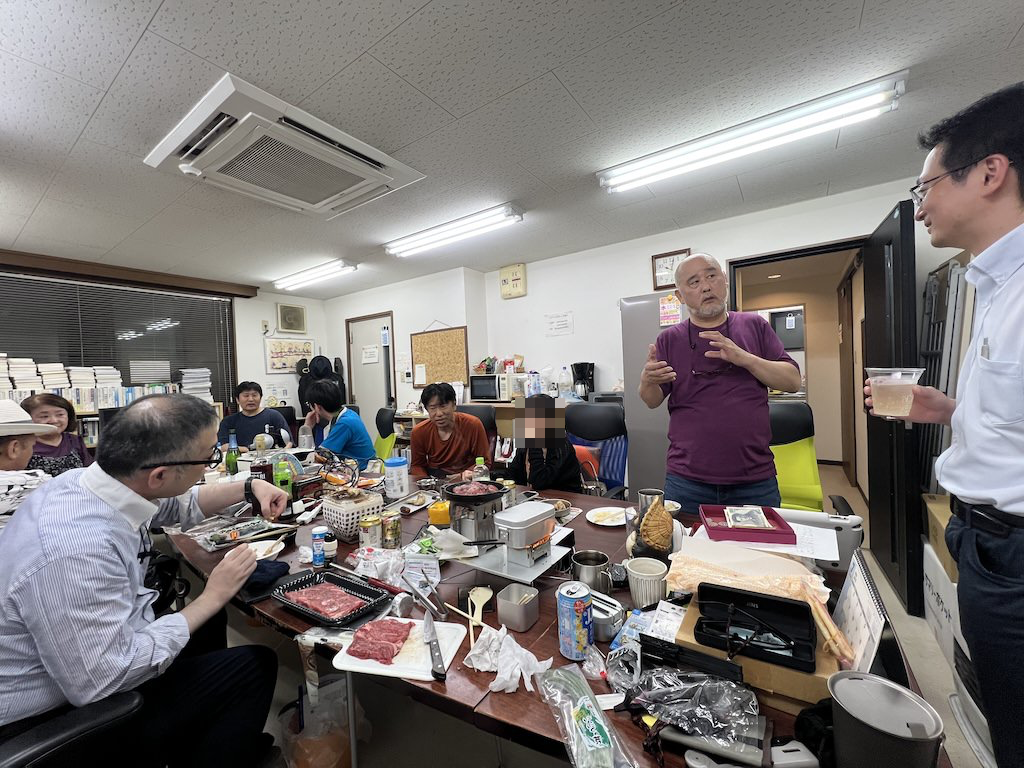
left=358, top=514, right=382, bottom=550
left=310, top=525, right=329, bottom=567
left=556, top=581, right=593, bottom=660
left=381, top=510, right=402, bottom=550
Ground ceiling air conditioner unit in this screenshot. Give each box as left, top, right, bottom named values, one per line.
left=144, top=74, right=424, bottom=219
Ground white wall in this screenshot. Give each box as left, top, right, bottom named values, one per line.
left=232, top=291, right=328, bottom=409
left=484, top=177, right=959, bottom=389
left=323, top=268, right=471, bottom=410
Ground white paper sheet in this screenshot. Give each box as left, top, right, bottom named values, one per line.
left=414, top=363, right=427, bottom=386
left=692, top=521, right=839, bottom=561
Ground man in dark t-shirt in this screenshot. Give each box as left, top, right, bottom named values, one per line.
left=217, top=381, right=292, bottom=451
left=638, top=253, right=801, bottom=519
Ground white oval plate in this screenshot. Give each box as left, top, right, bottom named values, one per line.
left=247, top=540, right=285, bottom=560
left=586, top=506, right=627, bottom=527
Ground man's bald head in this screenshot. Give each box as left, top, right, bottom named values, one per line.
left=674, top=252, right=729, bottom=322
left=674, top=253, right=724, bottom=290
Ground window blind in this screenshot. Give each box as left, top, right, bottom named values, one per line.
left=0, top=273, right=236, bottom=405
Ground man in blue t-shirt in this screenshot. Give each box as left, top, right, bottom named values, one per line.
left=303, top=380, right=375, bottom=469
left=217, top=381, right=293, bottom=452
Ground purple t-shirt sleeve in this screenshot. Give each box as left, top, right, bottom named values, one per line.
left=655, top=333, right=673, bottom=398
left=72, top=433, right=94, bottom=466
left=756, top=317, right=800, bottom=370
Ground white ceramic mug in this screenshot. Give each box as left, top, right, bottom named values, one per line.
left=626, top=557, right=668, bottom=609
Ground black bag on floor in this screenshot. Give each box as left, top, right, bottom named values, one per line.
left=795, top=698, right=836, bottom=768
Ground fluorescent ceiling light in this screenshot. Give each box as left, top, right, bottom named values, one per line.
left=385, top=204, right=523, bottom=258
left=273, top=260, right=356, bottom=291
left=767, top=274, right=782, bottom=279
left=597, top=71, right=907, bottom=193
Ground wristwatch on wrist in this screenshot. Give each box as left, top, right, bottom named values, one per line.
left=244, top=476, right=261, bottom=515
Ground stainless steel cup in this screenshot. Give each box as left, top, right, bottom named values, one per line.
left=571, top=550, right=613, bottom=592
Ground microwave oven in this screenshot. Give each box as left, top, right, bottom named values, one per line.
left=469, top=373, right=517, bottom=401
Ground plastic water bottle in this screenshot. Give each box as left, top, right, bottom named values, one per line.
left=297, top=424, right=314, bottom=449
left=472, top=457, right=490, bottom=482
left=557, top=366, right=572, bottom=399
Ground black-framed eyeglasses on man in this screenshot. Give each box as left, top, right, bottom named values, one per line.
left=140, top=445, right=222, bottom=470
left=909, top=158, right=986, bottom=206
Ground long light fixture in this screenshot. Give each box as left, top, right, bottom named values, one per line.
left=385, top=204, right=523, bottom=258
left=273, top=260, right=356, bottom=291
left=597, top=71, right=907, bottom=193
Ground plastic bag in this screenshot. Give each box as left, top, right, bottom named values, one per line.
left=343, top=546, right=405, bottom=587
left=537, top=664, right=638, bottom=768
left=627, top=669, right=758, bottom=747
left=605, top=640, right=642, bottom=694
left=277, top=675, right=370, bottom=768
left=582, top=644, right=607, bottom=682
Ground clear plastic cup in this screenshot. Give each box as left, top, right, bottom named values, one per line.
left=866, top=368, right=925, bottom=419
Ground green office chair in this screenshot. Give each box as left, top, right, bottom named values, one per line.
left=768, top=401, right=855, bottom=516
left=768, top=401, right=824, bottom=512
left=374, top=407, right=397, bottom=460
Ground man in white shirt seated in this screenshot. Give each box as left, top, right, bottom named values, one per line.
left=0, top=394, right=289, bottom=767
left=0, top=400, right=56, bottom=538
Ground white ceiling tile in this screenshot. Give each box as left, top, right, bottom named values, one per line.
left=0, top=51, right=103, bottom=169
left=150, top=0, right=424, bottom=104
left=0, top=0, right=162, bottom=89
left=299, top=54, right=454, bottom=153
left=18, top=198, right=144, bottom=251
left=45, top=139, right=196, bottom=219
left=105, top=235, right=209, bottom=272
left=0, top=212, right=27, bottom=248
left=825, top=128, right=927, bottom=196
left=371, top=0, right=678, bottom=117
left=11, top=234, right=111, bottom=262
left=176, top=181, right=286, bottom=218
left=128, top=201, right=272, bottom=253
left=81, top=32, right=225, bottom=159
left=604, top=176, right=745, bottom=231
left=0, top=156, right=54, bottom=218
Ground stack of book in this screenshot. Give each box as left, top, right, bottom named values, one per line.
left=179, top=368, right=214, bottom=403
left=67, top=366, right=96, bottom=388
left=94, top=366, right=123, bottom=388
left=8, top=358, right=42, bottom=390
left=38, top=363, right=71, bottom=390
left=0, top=354, right=8, bottom=384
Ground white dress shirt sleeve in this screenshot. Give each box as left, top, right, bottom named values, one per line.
left=13, top=552, right=190, bottom=707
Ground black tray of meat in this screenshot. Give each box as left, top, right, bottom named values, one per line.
left=271, top=570, right=389, bottom=627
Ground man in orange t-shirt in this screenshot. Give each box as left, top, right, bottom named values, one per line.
left=410, top=383, right=491, bottom=479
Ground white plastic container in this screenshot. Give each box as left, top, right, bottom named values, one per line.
left=384, top=457, right=410, bottom=499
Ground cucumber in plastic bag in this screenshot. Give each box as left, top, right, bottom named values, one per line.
left=537, top=664, right=637, bottom=768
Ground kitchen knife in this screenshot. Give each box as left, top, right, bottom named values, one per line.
left=422, top=612, right=446, bottom=682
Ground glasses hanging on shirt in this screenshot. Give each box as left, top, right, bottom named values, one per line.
left=688, top=314, right=734, bottom=377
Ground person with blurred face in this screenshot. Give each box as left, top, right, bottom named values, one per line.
left=21, top=393, right=93, bottom=476
left=863, top=82, right=1024, bottom=767
left=409, top=383, right=490, bottom=479
left=303, top=379, right=375, bottom=469
left=638, top=253, right=801, bottom=519
left=0, top=400, right=57, bottom=537
left=508, top=394, right=582, bottom=493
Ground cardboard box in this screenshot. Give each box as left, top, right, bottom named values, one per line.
left=922, top=537, right=961, bottom=669
left=923, top=493, right=958, bottom=582
left=675, top=604, right=838, bottom=707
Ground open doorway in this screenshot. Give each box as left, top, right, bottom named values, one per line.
left=345, top=311, right=397, bottom=439
left=732, top=244, right=860, bottom=470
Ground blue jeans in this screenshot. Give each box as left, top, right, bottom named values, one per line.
left=663, top=473, right=781, bottom=521
left=945, top=512, right=1024, bottom=767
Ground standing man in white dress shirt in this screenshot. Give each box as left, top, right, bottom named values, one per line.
left=865, top=82, right=1024, bottom=767
left=0, top=394, right=289, bottom=767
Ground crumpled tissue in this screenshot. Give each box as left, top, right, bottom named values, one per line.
left=422, top=526, right=479, bottom=560
left=298, top=545, right=313, bottom=564
left=464, top=625, right=552, bottom=693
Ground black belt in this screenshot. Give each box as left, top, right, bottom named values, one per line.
left=951, top=496, right=1024, bottom=537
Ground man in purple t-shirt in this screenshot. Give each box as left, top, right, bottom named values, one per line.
left=639, top=253, right=802, bottom=518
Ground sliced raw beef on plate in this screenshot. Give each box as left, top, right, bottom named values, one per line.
left=346, top=619, right=413, bottom=664
left=452, top=481, right=493, bottom=495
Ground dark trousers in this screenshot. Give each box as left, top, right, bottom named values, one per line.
left=130, top=610, right=278, bottom=768
left=946, top=512, right=1024, bottom=768
left=663, top=473, right=782, bottom=520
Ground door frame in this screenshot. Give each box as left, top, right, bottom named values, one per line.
left=837, top=251, right=864, bottom=486
left=344, top=311, right=397, bottom=410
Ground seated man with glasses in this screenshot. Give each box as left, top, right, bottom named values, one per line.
left=639, top=253, right=801, bottom=519
left=0, top=394, right=289, bottom=767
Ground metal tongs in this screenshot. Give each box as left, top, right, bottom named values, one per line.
left=400, top=574, right=448, bottom=620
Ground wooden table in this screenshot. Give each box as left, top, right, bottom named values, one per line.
left=169, top=490, right=950, bottom=768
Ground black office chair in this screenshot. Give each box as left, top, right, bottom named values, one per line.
left=375, top=407, right=396, bottom=438
left=565, top=402, right=628, bottom=499
left=0, top=691, right=143, bottom=768
left=344, top=404, right=360, bottom=415
left=270, top=405, right=298, bottom=444
left=592, top=392, right=624, bottom=405
left=456, top=404, right=497, bottom=461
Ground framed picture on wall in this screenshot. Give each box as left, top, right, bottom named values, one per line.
left=265, top=337, right=314, bottom=375
left=652, top=248, right=691, bottom=291
left=276, top=303, right=307, bottom=334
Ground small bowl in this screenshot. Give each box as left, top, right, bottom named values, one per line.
left=664, top=500, right=681, bottom=515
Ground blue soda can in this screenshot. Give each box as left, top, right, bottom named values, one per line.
left=311, top=525, right=328, bottom=567
left=556, top=581, right=593, bottom=660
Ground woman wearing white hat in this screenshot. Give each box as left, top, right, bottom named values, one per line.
left=0, top=400, right=57, bottom=536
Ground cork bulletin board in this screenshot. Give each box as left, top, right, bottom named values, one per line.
left=410, top=326, right=469, bottom=388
